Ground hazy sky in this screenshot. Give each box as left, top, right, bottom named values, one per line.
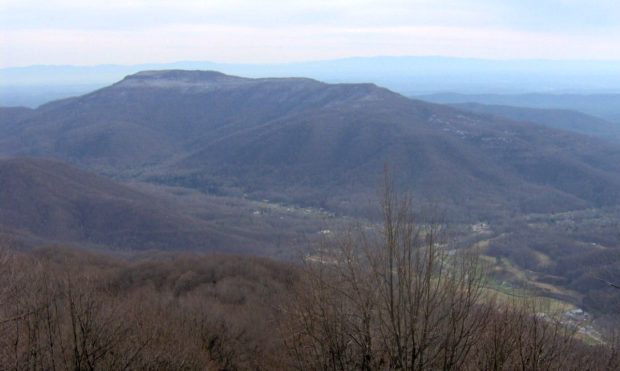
left=1, top=0, right=620, bottom=67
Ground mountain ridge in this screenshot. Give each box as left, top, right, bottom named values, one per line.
left=0, top=157, right=261, bottom=251
left=3, top=71, right=620, bottom=220
left=448, top=102, right=620, bottom=142
left=419, top=92, right=620, bottom=123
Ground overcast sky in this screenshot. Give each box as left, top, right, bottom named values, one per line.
left=1, top=0, right=620, bottom=68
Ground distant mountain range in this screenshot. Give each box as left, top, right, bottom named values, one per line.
left=449, top=103, right=620, bottom=142
left=420, top=93, right=620, bottom=124
left=3, top=70, right=620, bottom=221
left=2, top=57, right=620, bottom=107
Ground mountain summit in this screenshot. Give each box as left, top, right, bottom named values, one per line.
left=112, top=70, right=400, bottom=104
left=115, top=70, right=247, bottom=89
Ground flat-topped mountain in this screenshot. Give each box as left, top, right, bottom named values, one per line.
left=107, top=69, right=397, bottom=99
left=3, top=71, right=620, bottom=218
left=0, top=71, right=400, bottom=169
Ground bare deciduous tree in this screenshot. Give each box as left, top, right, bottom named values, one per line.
left=283, top=177, right=489, bottom=370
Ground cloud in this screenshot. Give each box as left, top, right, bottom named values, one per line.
left=0, top=0, right=493, bottom=30
left=489, top=0, right=620, bottom=32
left=0, top=0, right=619, bottom=67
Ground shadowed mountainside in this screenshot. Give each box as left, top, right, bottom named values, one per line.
left=0, top=157, right=273, bottom=252
left=0, top=106, right=33, bottom=128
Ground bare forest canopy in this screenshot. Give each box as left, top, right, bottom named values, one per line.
left=1, top=188, right=620, bottom=370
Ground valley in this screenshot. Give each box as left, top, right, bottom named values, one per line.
left=5, top=0, right=620, bottom=367
left=2, top=70, right=620, bottom=361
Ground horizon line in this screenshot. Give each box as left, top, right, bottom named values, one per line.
left=3, top=55, right=620, bottom=70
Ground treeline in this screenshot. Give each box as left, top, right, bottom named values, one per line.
left=0, top=247, right=296, bottom=370
left=1, top=188, right=620, bottom=370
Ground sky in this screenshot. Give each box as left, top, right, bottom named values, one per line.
left=1, top=0, right=620, bottom=68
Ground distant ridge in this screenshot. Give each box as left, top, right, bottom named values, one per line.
left=419, top=92, right=620, bottom=123
left=450, top=102, right=620, bottom=141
